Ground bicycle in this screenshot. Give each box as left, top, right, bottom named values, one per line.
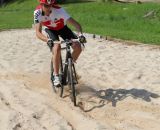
left=50, top=39, right=85, bottom=106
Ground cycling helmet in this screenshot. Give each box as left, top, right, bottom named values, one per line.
left=39, top=0, right=55, bottom=5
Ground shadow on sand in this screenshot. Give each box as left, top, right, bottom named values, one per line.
left=78, top=85, right=160, bottom=112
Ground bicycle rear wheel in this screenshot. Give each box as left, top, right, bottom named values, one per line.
left=50, top=58, right=63, bottom=97
left=68, top=58, right=76, bottom=106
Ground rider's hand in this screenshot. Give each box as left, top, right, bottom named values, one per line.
left=47, top=39, right=54, bottom=51
left=79, top=34, right=87, bottom=43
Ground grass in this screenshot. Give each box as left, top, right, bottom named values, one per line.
left=1, top=0, right=160, bottom=44
left=0, top=0, right=37, bottom=29
left=65, top=2, right=160, bottom=45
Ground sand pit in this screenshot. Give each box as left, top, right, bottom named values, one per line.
left=0, top=29, right=160, bottom=130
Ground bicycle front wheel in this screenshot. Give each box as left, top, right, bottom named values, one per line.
left=68, top=58, right=76, bottom=106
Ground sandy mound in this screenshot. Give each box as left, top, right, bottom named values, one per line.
left=0, top=29, right=160, bottom=130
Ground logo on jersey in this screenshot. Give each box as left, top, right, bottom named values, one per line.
left=34, top=10, right=41, bottom=19
left=34, top=10, right=41, bottom=23
left=41, top=18, right=64, bottom=30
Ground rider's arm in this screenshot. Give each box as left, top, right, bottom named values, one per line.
left=67, top=17, right=83, bottom=35
left=35, top=23, right=48, bottom=43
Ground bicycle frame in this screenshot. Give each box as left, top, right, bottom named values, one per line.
left=61, top=40, right=78, bottom=86
left=50, top=39, right=79, bottom=106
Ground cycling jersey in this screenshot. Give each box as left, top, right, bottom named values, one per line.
left=34, top=5, right=71, bottom=30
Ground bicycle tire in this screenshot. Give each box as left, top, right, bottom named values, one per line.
left=68, top=58, right=76, bottom=106
left=72, top=63, right=78, bottom=84
left=50, top=58, right=63, bottom=97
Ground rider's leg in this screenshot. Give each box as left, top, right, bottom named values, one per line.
left=72, top=42, right=82, bottom=62
left=45, top=28, right=61, bottom=86
left=52, top=42, right=61, bottom=86
left=52, top=42, right=61, bottom=75
left=58, top=26, right=81, bottom=62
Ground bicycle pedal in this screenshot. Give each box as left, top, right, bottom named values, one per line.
left=52, top=84, right=62, bottom=93
left=54, top=83, right=62, bottom=88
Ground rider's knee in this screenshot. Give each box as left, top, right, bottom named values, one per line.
left=73, top=43, right=82, bottom=51
left=78, top=46, right=82, bottom=53
left=76, top=44, right=82, bottom=53
left=53, top=43, right=61, bottom=51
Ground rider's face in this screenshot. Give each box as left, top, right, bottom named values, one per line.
left=42, top=4, right=52, bottom=15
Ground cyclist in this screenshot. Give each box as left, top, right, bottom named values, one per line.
left=34, top=0, right=86, bottom=87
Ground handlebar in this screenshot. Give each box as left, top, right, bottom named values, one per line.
left=61, top=38, right=85, bottom=49
left=61, top=34, right=87, bottom=45
left=61, top=39, right=80, bottom=44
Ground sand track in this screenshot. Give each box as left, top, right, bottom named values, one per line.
left=0, top=29, right=160, bottom=130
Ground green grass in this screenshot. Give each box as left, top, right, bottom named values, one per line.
left=0, top=0, right=37, bottom=29
left=1, top=0, right=160, bottom=44
left=65, top=2, right=160, bottom=45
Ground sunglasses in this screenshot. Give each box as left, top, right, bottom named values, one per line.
left=43, top=4, right=52, bottom=8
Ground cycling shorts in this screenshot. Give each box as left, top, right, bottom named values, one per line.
left=45, top=25, right=78, bottom=42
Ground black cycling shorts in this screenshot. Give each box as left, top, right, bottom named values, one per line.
left=45, top=26, right=78, bottom=42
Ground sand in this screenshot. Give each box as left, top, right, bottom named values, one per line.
left=0, top=29, right=160, bottom=130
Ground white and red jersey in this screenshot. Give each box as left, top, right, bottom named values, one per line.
left=34, top=5, right=71, bottom=30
